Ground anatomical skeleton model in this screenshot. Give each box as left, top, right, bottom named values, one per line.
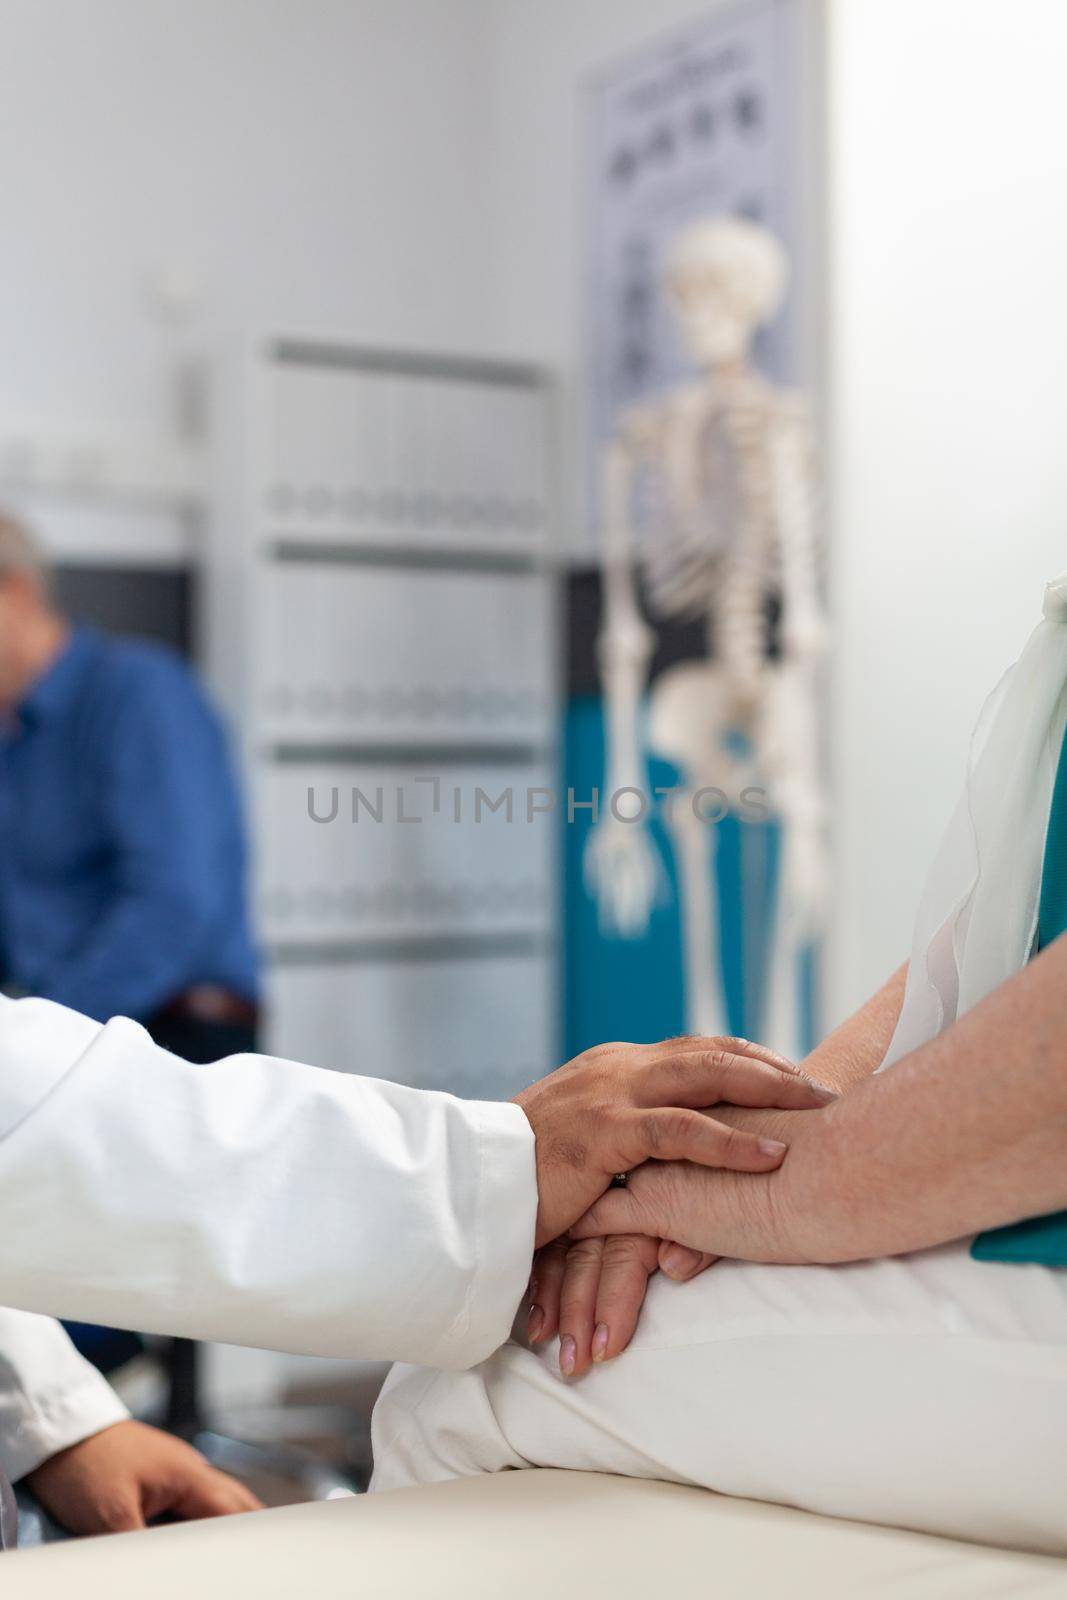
left=584, top=216, right=826, bottom=1057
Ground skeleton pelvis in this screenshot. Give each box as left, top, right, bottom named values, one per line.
left=647, top=660, right=771, bottom=796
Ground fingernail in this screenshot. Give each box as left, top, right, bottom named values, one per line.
left=527, top=1305, right=545, bottom=1343
left=661, top=1246, right=688, bottom=1278
left=559, top=1336, right=576, bottom=1376
left=810, top=1082, right=837, bottom=1104
left=592, top=1324, right=609, bottom=1361
left=758, top=1137, right=788, bottom=1157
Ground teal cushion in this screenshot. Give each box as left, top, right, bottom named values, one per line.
left=970, top=726, right=1067, bottom=1267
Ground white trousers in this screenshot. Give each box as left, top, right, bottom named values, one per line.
left=371, top=1241, right=1067, bottom=1555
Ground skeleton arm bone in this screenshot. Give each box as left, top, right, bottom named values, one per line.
left=772, top=397, right=826, bottom=665
left=767, top=398, right=828, bottom=941
left=597, top=434, right=654, bottom=795
left=584, top=429, right=664, bottom=936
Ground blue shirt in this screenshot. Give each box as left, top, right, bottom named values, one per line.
left=0, top=627, right=259, bottom=1023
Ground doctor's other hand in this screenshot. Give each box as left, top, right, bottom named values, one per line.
left=25, top=1419, right=263, bottom=1535
left=527, top=1232, right=714, bottom=1378
left=512, top=1035, right=834, bottom=1247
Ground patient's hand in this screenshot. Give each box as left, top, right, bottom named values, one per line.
left=526, top=1232, right=714, bottom=1378
left=569, top=1112, right=823, bottom=1265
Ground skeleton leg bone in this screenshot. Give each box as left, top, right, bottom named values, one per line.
left=665, top=790, right=729, bottom=1038
left=763, top=827, right=802, bottom=1059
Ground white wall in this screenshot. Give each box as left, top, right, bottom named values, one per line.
left=826, top=0, right=1067, bottom=1018
left=0, top=0, right=497, bottom=556
left=1, top=0, right=502, bottom=432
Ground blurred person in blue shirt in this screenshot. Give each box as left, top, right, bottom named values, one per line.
left=0, top=510, right=260, bottom=1064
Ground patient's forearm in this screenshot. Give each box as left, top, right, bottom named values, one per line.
left=710, top=964, right=906, bottom=1140
left=800, top=963, right=907, bottom=1091
left=785, top=936, right=1067, bottom=1261
left=578, top=939, right=1067, bottom=1264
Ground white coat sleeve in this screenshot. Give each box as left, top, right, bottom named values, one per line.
left=0, top=996, right=537, bottom=1370
left=0, top=1309, right=129, bottom=1483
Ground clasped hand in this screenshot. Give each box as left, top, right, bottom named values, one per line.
left=513, top=1035, right=835, bottom=1378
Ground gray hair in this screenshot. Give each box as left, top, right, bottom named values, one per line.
left=0, top=509, right=50, bottom=590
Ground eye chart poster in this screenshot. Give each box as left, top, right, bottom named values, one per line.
left=585, top=0, right=810, bottom=534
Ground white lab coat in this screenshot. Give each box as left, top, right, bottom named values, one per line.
left=0, top=996, right=537, bottom=1383
left=0, top=1309, right=128, bottom=1482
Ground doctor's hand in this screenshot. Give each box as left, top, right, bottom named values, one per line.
left=513, top=1035, right=833, bottom=1248
left=25, top=1419, right=263, bottom=1535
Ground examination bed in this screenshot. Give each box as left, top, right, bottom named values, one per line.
left=3, top=1470, right=1065, bottom=1598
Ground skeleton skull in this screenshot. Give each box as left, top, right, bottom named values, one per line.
left=666, top=215, right=788, bottom=368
